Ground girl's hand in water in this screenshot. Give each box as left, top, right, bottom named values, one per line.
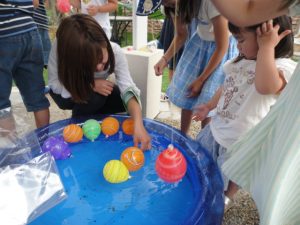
left=133, top=123, right=152, bottom=151
left=93, top=79, right=114, bottom=96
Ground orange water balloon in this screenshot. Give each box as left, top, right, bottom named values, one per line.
left=121, top=147, right=145, bottom=171
left=101, top=117, right=120, bottom=137
left=63, top=124, right=83, bottom=143
left=122, top=118, right=134, bottom=135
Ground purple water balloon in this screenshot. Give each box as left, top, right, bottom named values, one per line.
left=42, top=136, right=71, bottom=160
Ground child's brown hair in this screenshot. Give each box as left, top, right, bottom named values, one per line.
left=56, top=14, right=115, bottom=103
left=229, top=15, right=294, bottom=62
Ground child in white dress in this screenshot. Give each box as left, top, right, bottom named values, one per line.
left=193, top=15, right=296, bottom=202
left=210, top=0, right=300, bottom=224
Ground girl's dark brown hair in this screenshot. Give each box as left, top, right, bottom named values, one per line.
left=229, top=15, right=294, bottom=62
left=164, top=6, right=175, bottom=18
left=56, top=14, right=115, bottom=103
left=178, top=0, right=201, bottom=24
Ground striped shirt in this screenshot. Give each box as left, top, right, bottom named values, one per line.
left=33, top=0, right=49, bottom=30
left=0, top=0, right=37, bottom=38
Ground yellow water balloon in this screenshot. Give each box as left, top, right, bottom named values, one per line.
left=103, top=160, right=130, bottom=183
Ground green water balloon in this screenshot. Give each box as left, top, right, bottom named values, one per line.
left=82, top=119, right=101, bottom=141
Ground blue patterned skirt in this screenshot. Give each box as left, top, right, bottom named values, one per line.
left=166, top=32, right=238, bottom=110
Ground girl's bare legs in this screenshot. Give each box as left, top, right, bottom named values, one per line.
left=181, top=109, right=192, bottom=134
left=34, top=108, right=50, bottom=128
left=225, top=180, right=239, bottom=200
left=201, top=117, right=211, bottom=128
left=168, top=69, right=174, bottom=81
left=0, top=112, right=16, bottom=137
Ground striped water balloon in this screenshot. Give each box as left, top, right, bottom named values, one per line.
left=63, top=124, right=83, bottom=143
left=155, top=144, right=187, bottom=183
left=103, top=160, right=130, bottom=183
left=121, top=147, right=145, bottom=171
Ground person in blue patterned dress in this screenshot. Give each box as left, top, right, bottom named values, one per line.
left=162, top=0, right=238, bottom=134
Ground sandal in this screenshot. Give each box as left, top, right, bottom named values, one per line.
left=224, top=196, right=234, bottom=212
left=160, top=93, right=169, bottom=102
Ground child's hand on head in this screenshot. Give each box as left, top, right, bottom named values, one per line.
left=192, top=104, right=210, bottom=121
left=93, top=79, right=114, bottom=96
left=256, top=20, right=291, bottom=50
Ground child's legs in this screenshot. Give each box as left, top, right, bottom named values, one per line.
left=38, top=28, right=51, bottom=67
left=225, top=181, right=239, bottom=199
left=201, top=117, right=211, bottom=128
left=0, top=108, right=16, bottom=136
left=97, top=86, right=125, bottom=114
left=13, top=30, right=50, bottom=127
left=0, top=35, right=17, bottom=112
left=33, top=108, right=50, bottom=128
left=181, top=109, right=192, bottom=134
left=49, top=90, right=75, bottom=110
left=196, top=125, right=230, bottom=191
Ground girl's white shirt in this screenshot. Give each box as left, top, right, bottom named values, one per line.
left=210, top=58, right=296, bottom=148
left=196, top=0, right=220, bottom=41
left=48, top=40, right=140, bottom=99
left=80, top=0, right=111, bottom=39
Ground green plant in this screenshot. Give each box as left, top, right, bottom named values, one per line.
left=161, top=68, right=170, bottom=93
left=43, top=69, right=48, bottom=85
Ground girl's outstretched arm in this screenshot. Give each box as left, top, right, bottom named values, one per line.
left=192, top=86, right=223, bottom=121
left=255, top=20, right=291, bottom=94
left=127, top=97, right=151, bottom=151
left=211, top=0, right=288, bottom=26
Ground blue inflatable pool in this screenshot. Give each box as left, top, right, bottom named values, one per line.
left=29, top=115, right=224, bottom=225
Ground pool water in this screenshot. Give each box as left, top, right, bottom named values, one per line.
left=29, top=116, right=224, bottom=225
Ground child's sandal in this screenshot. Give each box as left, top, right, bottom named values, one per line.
left=224, top=196, right=234, bottom=212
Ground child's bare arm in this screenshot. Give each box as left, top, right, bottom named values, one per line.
left=98, top=0, right=118, bottom=13
left=255, top=20, right=291, bottom=94
left=33, top=0, right=39, bottom=8
left=206, top=86, right=223, bottom=110
left=193, top=87, right=223, bottom=121
left=211, top=0, right=288, bottom=26
left=70, top=0, right=80, bottom=9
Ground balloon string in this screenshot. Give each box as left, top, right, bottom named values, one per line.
left=170, top=1, right=179, bottom=146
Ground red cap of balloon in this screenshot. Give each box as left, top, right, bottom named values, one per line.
left=155, top=144, right=187, bottom=183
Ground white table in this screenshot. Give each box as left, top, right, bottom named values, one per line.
left=109, top=16, right=133, bottom=45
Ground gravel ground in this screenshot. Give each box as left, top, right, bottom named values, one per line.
left=10, top=95, right=260, bottom=225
